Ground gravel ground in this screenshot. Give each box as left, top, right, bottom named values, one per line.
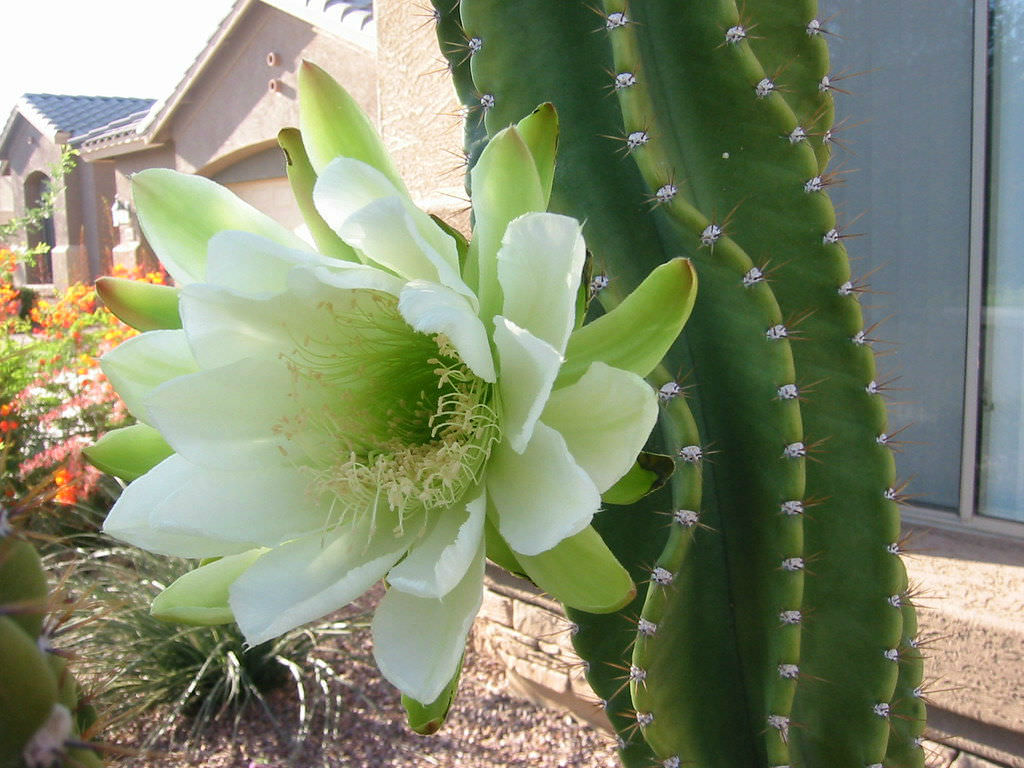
left=104, top=612, right=620, bottom=768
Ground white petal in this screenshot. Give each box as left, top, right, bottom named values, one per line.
left=399, top=282, right=496, bottom=382
left=339, top=196, right=472, bottom=303
left=486, top=421, right=599, bottom=556
left=145, top=357, right=314, bottom=470
left=230, top=517, right=412, bottom=645
left=179, top=284, right=309, bottom=369
left=103, top=455, right=259, bottom=558
left=142, top=455, right=330, bottom=547
left=312, top=157, right=400, bottom=228
left=497, top=213, right=586, bottom=353
left=100, top=330, right=199, bottom=424
left=387, top=490, right=486, bottom=599
left=372, top=540, right=484, bottom=703
left=205, top=230, right=324, bottom=295
left=542, top=362, right=659, bottom=492
left=492, top=316, right=561, bottom=452
left=289, top=261, right=405, bottom=298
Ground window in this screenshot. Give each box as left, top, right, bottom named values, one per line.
left=820, top=1, right=1022, bottom=533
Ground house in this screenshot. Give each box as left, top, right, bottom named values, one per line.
left=0, top=1, right=1020, bottom=764
left=0, top=0, right=380, bottom=289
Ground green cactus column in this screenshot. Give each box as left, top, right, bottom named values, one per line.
left=434, top=1, right=925, bottom=767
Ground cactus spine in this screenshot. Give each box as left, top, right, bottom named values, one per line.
left=433, top=1, right=924, bottom=766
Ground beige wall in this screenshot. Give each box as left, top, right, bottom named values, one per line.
left=161, top=2, right=377, bottom=178
left=376, top=0, right=467, bottom=228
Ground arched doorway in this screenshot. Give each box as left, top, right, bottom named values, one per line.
left=23, top=172, right=55, bottom=284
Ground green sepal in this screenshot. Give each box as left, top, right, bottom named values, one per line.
left=298, top=61, right=407, bottom=190
left=95, top=277, right=181, bottom=331
left=558, top=258, right=697, bottom=387
left=515, top=525, right=635, bottom=613
left=602, top=452, right=675, bottom=506
left=150, top=549, right=265, bottom=626
left=483, top=516, right=525, bottom=577
left=401, top=656, right=463, bottom=735
left=132, top=169, right=307, bottom=285
left=430, top=214, right=470, bottom=272
left=574, top=251, right=594, bottom=330
left=277, top=127, right=360, bottom=262
left=0, top=538, right=48, bottom=639
left=466, top=125, right=546, bottom=319
left=515, top=102, right=558, bottom=207
left=83, top=424, right=174, bottom=482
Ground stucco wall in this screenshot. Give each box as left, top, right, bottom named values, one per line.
left=376, top=0, right=467, bottom=227
left=161, top=2, right=377, bottom=178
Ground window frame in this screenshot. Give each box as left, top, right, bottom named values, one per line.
left=901, top=0, right=1024, bottom=538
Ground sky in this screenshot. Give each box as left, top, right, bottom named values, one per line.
left=1, top=0, right=237, bottom=123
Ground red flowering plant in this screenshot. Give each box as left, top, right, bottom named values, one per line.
left=0, top=263, right=169, bottom=508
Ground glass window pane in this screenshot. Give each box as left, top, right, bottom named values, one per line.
left=979, top=1, right=1024, bottom=522
left=820, top=1, right=975, bottom=512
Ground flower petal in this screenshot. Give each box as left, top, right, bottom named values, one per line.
left=339, top=196, right=472, bottom=302
left=205, top=230, right=324, bottom=295
left=100, top=330, right=199, bottom=424
left=103, top=456, right=258, bottom=558
left=558, top=258, right=697, bottom=387
left=497, top=212, right=585, bottom=353
left=95, top=277, right=181, bottom=332
left=372, top=539, right=484, bottom=703
left=151, top=549, right=266, bottom=626
left=230, top=516, right=413, bottom=645
left=542, top=362, right=659, bottom=493
left=387, top=490, right=486, bottom=599
left=145, top=358, right=314, bottom=470
left=492, top=317, right=561, bottom=452
left=141, top=455, right=330, bottom=548
left=399, top=282, right=495, bottom=383
left=312, top=157, right=398, bottom=230
left=467, top=126, right=546, bottom=322
left=83, top=423, right=174, bottom=482
left=132, top=169, right=308, bottom=285
left=298, top=60, right=407, bottom=190
left=486, top=421, right=599, bottom=556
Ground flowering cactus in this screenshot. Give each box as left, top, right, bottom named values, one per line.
left=87, top=63, right=695, bottom=721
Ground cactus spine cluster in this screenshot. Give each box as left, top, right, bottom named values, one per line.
left=432, top=1, right=926, bottom=766
left=0, top=524, right=103, bottom=768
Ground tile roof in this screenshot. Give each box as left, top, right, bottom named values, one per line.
left=20, top=94, right=155, bottom=143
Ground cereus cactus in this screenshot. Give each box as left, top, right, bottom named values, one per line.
left=432, top=2, right=926, bottom=767
left=0, top=523, right=103, bottom=768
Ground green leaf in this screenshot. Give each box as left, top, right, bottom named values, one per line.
left=277, top=128, right=360, bottom=262
left=84, top=423, right=175, bottom=482
left=515, top=526, right=635, bottom=613
left=95, top=276, right=181, bottom=331
left=602, top=452, right=675, bottom=505
left=298, top=60, right=406, bottom=190
left=515, top=102, right=559, bottom=207
left=401, top=657, right=463, bottom=735
left=150, top=549, right=265, bottom=625
left=558, top=258, right=697, bottom=387
left=132, top=169, right=307, bottom=285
